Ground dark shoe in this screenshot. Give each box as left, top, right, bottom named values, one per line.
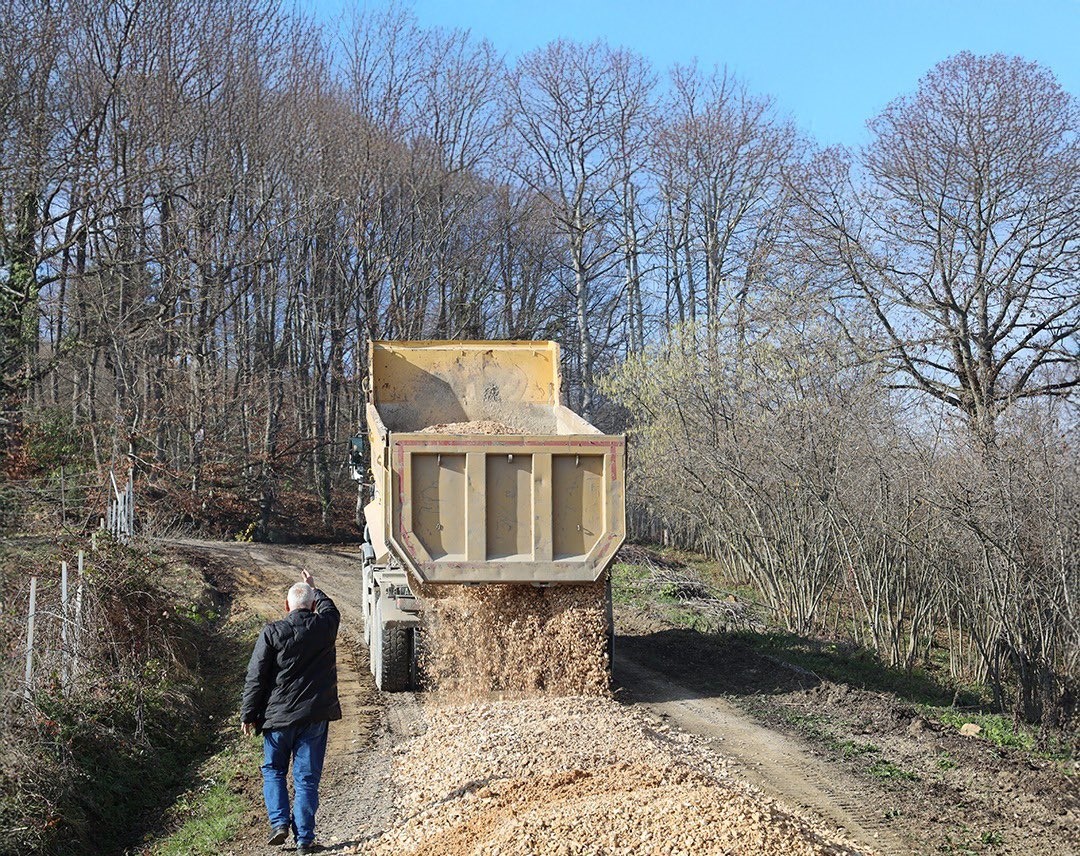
left=296, top=844, right=322, bottom=854
left=267, top=826, right=289, bottom=845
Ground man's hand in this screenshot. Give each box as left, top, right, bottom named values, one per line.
left=241, top=721, right=255, bottom=737
left=302, top=570, right=314, bottom=588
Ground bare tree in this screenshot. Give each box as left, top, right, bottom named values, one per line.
left=411, top=26, right=504, bottom=338
left=796, top=53, right=1080, bottom=447
left=506, top=39, right=651, bottom=418
left=604, top=315, right=865, bottom=635
left=609, top=50, right=656, bottom=355
left=0, top=0, right=82, bottom=452
left=655, top=65, right=798, bottom=352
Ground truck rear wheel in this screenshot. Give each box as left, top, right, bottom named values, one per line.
left=373, top=597, right=414, bottom=692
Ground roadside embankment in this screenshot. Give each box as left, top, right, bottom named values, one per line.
left=0, top=537, right=239, bottom=856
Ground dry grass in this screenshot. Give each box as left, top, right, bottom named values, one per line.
left=0, top=539, right=218, bottom=856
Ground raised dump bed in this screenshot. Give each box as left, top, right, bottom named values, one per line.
left=354, top=340, right=626, bottom=690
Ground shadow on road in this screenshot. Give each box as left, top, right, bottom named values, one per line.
left=613, top=628, right=821, bottom=705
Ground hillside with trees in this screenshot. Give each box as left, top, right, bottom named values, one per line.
left=1, top=0, right=1076, bottom=735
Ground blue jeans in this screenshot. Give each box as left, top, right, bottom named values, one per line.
left=261, top=721, right=329, bottom=845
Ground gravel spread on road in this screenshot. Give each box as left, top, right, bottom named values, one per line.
left=378, top=579, right=872, bottom=853
left=419, top=583, right=610, bottom=698
left=353, top=696, right=872, bottom=856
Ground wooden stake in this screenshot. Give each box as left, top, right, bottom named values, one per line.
left=24, top=576, right=37, bottom=701
left=61, top=560, right=69, bottom=692
left=74, top=551, right=85, bottom=681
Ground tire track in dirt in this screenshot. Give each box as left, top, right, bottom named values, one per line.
left=614, top=657, right=910, bottom=855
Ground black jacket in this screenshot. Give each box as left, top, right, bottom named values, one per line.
left=241, top=588, right=342, bottom=731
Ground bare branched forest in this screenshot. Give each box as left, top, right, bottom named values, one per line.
left=2, top=0, right=1077, bottom=748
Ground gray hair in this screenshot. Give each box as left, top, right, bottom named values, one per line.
left=287, top=582, right=316, bottom=611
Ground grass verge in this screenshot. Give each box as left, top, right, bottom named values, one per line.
left=144, top=729, right=261, bottom=856
left=140, top=605, right=264, bottom=855
left=612, top=544, right=1075, bottom=767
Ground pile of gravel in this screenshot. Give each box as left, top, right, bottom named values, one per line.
left=419, top=583, right=609, bottom=698
left=354, top=697, right=873, bottom=856
left=419, top=420, right=525, bottom=435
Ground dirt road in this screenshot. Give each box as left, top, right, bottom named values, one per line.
left=172, top=540, right=421, bottom=854
left=613, top=658, right=909, bottom=854
left=172, top=540, right=903, bottom=854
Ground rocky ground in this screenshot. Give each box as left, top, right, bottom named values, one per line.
left=352, top=696, right=868, bottom=856
left=167, top=541, right=1077, bottom=856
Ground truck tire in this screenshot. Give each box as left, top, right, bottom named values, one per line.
left=373, top=597, right=413, bottom=692
left=379, top=625, right=413, bottom=692
left=378, top=595, right=414, bottom=690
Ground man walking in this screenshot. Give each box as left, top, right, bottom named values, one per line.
left=241, top=570, right=341, bottom=853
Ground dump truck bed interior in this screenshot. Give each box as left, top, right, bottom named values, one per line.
left=365, top=340, right=626, bottom=584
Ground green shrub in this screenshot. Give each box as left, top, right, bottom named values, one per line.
left=25, top=408, right=87, bottom=475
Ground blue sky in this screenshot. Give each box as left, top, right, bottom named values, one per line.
left=311, top=0, right=1080, bottom=148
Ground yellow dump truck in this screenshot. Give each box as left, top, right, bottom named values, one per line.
left=351, top=340, right=626, bottom=690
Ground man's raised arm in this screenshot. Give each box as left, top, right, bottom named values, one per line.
left=302, top=571, right=340, bottom=633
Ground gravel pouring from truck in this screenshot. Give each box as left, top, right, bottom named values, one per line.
left=350, top=340, right=626, bottom=691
